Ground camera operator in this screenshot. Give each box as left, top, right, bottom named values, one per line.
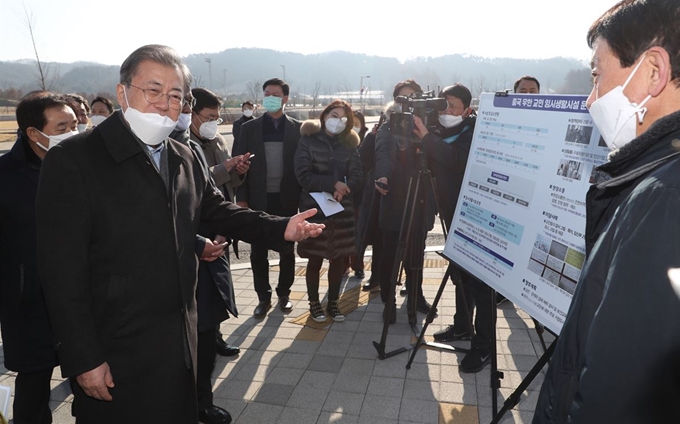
left=412, top=83, right=494, bottom=373
left=374, top=79, right=437, bottom=323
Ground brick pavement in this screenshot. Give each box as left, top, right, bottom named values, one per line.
left=0, top=250, right=553, bottom=423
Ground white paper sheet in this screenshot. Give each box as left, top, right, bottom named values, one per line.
left=310, top=192, right=344, bottom=217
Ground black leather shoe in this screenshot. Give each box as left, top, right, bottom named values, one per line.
left=253, top=300, right=271, bottom=319
left=362, top=279, right=380, bottom=292
left=400, top=286, right=408, bottom=296
left=199, top=405, right=232, bottom=424
left=216, top=339, right=240, bottom=357
left=278, top=296, right=294, bottom=312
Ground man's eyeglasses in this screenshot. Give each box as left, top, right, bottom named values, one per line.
left=129, top=84, right=184, bottom=110
left=195, top=112, right=223, bottom=125
left=184, top=97, right=197, bottom=109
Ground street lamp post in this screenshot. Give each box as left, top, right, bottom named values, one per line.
left=204, top=58, right=212, bottom=90
left=223, top=69, right=228, bottom=102
left=360, top=75, right=371, bottom=112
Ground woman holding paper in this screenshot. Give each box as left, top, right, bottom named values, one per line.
left=294, top=100, right=363, bottom=322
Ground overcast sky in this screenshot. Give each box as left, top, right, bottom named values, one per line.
left=0, top=0, right=617, bottom=66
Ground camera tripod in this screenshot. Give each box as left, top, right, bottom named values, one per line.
left=372, top=144, right=474, bottom=360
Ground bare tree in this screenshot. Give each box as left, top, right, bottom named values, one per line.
left=22, top=4, right=57, bottom=91
left=311, top=82, right=322, bottom=111
left=476, top=75, right=488, bottom=97
left=246, top=79, right=263, bottom=103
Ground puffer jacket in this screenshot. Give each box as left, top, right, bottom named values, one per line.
left=533, top=110, right=680, bottom=423
left=294, top=120, right=362, bottom=259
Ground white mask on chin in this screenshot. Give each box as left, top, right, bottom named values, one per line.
left=588, top=54, right=651, bottom=150
left=90, top=115, right=107, bottom=127
left=122, top=87, right=178, bottom=146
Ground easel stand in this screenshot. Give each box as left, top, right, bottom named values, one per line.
left=407, top=253, right=558, bottom=421
left=406, top=255, right=497, bottom=411
left=491, top=338, right=557, bottom=423
left=406, top=258, right=473, bottom=369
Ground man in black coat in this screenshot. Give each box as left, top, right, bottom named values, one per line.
left=233, top=78, right=303, bottom=319
left=0, top=92, right=78, bottom=424
left=411, top=84, right=492, bottom=373
left=231, top=101, right=255, bottom=154
left=35, top=45, right=323, bottom=424
left=534, top=1, right=680, bottom=422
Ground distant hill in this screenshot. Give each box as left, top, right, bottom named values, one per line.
left=0, top=48, right=591, bottom=100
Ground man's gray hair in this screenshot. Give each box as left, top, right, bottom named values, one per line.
left=120, top=44, right=192, bottom=94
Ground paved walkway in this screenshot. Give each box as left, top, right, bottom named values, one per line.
left=0, top=250, right=553, bottom=423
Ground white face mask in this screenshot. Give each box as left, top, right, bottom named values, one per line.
left=36, top=129, right=78, bottom=151
left=198, top=120, right=219, bottom=140
left=77, top=123, right=88, bottom=133
left=175, top=113, right=192, bottom=131
left=90, top=115, right=107, bottom=127
left=325, top=117, right=347, bottom=135
left=242, top=109, right=253, bottom=118
left=353, top=126, right=361, bottom=133
left=439, top=114, right=464, bottom=128
left=122, top=87, right=178, bottom=146
left=588, top=54, right=651, bottom=150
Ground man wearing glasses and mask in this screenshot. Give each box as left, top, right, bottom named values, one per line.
left=35, top=45, right=324, bottom=424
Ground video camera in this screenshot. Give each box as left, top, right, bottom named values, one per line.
left=390, top=90, right=448, bottom=139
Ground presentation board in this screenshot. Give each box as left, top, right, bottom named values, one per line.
left=443, top=93, right=608, bottom=333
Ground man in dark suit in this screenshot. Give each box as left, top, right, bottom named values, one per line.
left=0, top=92, right=78, bottom=424
left=234, top=78, right=303, bottom=319
left=35, top=45, right=323, bottom=424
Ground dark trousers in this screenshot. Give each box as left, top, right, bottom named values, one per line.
left=453, top=269, right=494, bottom=354
left=379, top=229, right=426, bottom=304
left=306, top=256, right=344, bottom=302
left=197, top=328, right=217, bottom=411
left=347, top=253, right=364, bottom=273
left=366, top=228, right=383, bottom=286
left=251, top=192, right=297, bottom=302
left=14, top=368, right=54, bottom=424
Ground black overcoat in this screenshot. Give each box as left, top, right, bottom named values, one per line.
left=373, top=121, right=437, bottom=233
left=36, top=111, right=289, bottom=423
left=233, top=113, right=302, bottom=211
left=0, top=136, right=59, bottom=373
